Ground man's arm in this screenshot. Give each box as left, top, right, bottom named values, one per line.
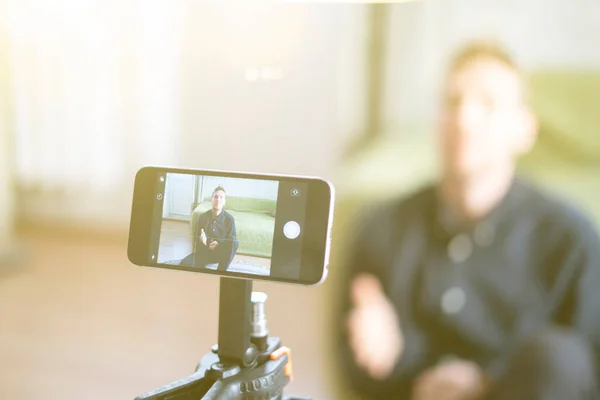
left=566, top=217, right=600, bottom=383
left=227, top=215, right=238, bottom=240
left=543, top=208, right=600, bottom=385
left=334, top=205, right=425, bottom=400
left=195, top=212, right=209, bottom=247
left=222, top=214, right=238, bottom=247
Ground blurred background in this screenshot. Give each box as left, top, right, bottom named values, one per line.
left=0, top=0, right=598, bottom=399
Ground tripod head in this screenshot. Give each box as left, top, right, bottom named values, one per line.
left=134, top=277, right=311, bottom=400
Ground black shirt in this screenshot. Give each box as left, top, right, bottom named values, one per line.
left=337, top=179, right=600, bottom=399
left=196, top=209, right=237, bottom=245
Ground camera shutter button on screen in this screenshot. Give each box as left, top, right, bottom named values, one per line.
left=283, top=221, right=301, bottom=239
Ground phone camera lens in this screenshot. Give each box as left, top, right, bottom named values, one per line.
left=157, top=194, right=163, bottom=200
left=291, top=188, right=300, bottom=196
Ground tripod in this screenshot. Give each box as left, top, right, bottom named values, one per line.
left=134, top=277, right=312, bottom=400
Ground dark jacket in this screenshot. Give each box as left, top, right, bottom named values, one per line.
left=336, top=179, right=600, bottom=399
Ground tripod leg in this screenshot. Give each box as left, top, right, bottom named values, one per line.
left=134, top=372, right=214, bottom=400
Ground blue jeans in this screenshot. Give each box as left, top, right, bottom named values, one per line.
left=181, top=239, right=239, bottom=271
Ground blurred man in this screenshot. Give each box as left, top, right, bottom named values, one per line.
left=337, top=40, right=600, bottom=400
left=182, top=186, right=239, bottom=271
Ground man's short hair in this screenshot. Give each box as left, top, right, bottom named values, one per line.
left=213, top=186, right=226, bottom=196
left=446, top=38, right=529, bottom=102
left=447, top=39, right=519, bottom=74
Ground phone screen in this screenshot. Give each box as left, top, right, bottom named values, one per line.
left=128, top=167, right=334, bottom=285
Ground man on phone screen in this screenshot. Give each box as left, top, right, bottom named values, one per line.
left=182, top=186, right=239, bottom=271
left=336, top=40, right=600, bottom=400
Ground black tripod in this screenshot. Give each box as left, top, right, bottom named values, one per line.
left=134, top=277, right=311, bottom=400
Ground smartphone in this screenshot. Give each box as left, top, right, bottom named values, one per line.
left=127, top=166, right=335, bottom=285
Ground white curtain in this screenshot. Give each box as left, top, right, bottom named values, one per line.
left=2, top=1, right=369, bottom=227
left=0, top=0, right=16, bottom=252
left=5, top=0, right=184, bottom=195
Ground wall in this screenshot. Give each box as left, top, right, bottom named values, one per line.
left=163, top=173, right=281, bottom=219
left=198, top=177, right=279, bottom=202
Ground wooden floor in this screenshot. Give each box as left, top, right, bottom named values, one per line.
left=0, top=228, right=336, bottom=400
left=157, top=219, right=194, bottom=262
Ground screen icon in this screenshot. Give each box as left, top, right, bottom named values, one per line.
left=283, top=221, right=301, bottom=239
left=291, top=188, right=300, bottom=196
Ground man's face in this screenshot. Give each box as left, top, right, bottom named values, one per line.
left=438, top=56, right=536, bottom=183
left=212, top=190, right=226, bottom=211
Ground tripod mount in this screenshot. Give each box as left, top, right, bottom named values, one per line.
left=134, top=277, right=311, bottom=400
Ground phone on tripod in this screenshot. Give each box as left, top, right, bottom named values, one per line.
left=128, top=166, right=334, bottom=285
left=127, top=166, right=335, bottom=399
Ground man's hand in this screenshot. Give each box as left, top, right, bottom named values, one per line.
left=411, top=360, right=491, bottom=400
left=347, top=273, right=403, bottom=380
left=200, top=229, right=207, bottom=246
left=209, top=241, right=219, bottom=250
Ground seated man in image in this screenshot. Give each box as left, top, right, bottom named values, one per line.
left=181, top=186, right=239, bottom=271
left=337, top=40, right=600, bottom=400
